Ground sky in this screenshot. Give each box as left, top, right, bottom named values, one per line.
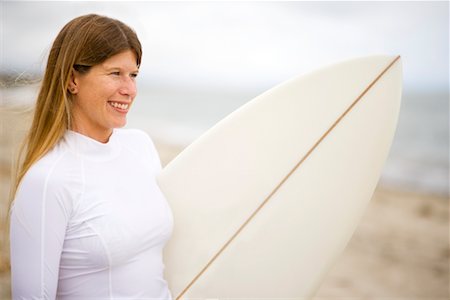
left=0, top=1, right=449, bottom=92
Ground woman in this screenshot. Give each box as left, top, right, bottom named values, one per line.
left=9, top=14, right=173, bottom=299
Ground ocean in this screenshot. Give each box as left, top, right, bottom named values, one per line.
left=1, top=84, right=449, bottom=196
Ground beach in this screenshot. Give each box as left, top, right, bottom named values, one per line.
left=0, top=106, right=448, bottom=299
left=150, top=141, right=450, bottom=300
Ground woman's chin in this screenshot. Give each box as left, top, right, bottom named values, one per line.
left=111, top=117, right=127, bottom=129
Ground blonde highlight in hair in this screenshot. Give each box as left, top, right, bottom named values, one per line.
left=9, top=14, right=142, bottom=208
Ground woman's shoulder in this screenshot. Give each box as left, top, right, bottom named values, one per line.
left=21, top=143, right=83, bottom=193
left=13, top=143, right=83, bottom=221
left=114, top=128, right=161, bottom=169
left=114, top=127, right=151, bottom=139
left=114, top=128, right=156, bottom=148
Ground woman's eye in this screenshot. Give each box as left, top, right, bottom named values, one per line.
left=111, top=72, right=120, bottom=76
left=130, top=73, right=138, bottom=78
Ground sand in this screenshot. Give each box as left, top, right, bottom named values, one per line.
left=0, top=107, right=448, bottom=299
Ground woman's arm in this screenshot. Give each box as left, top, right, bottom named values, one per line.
left=10, top=166, right=71, bottom=299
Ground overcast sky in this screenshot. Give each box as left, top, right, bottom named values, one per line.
left=1, top=1, right=448, bottom=92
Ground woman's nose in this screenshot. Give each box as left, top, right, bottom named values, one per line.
left=119, top=76, right=137, bottom=97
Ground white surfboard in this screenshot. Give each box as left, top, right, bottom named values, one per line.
left=157, top=55, right=402, bottom=299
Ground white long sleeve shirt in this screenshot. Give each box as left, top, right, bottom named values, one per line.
left=10, top=128, right=173, bottom=299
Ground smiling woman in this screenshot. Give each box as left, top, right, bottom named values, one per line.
left=8, top=14, right=173, bottom=299
left=70, top=50, right=139, bottom=142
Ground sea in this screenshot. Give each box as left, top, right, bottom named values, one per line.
left=1, top=83, right=449, bottom=197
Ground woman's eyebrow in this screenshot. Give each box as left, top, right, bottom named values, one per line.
left=103, top=66, right=139, bottom=73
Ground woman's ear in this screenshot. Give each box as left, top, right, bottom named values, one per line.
left=68, top=70, right=79, bottom=94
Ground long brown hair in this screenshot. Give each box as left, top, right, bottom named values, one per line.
left=10, top=14, right=142, bottom=206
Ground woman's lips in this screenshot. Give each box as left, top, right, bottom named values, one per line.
left=108, top=101, right=130, bottom=113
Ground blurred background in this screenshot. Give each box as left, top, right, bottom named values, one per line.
left=0, top=1, right=448, bottom=299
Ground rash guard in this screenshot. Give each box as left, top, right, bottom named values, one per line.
left=10, top=128, right=173, bottom=299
